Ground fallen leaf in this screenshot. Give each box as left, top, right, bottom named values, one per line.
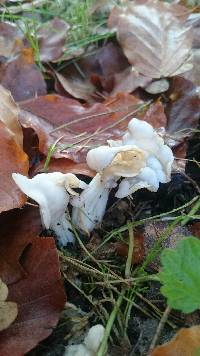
left=115, top=231, right=144, bottom=265
left=166, top=76, right=200, bottom=141
left=142, top=99, right=167, bottom=129
left=31, top=158, right=95, bottom=177
left=37, top=17, right=70, bottom=62
left=0, top=206, right=42, bottom=284
left=0, top=206, right=66, bottom=355
left=190, top=222, right=200, bottom=238
left=0, top=85, right=23, bottom=147
left=0, top=22, right=23, bottom=59
left=144, top=78, right=170, bottom=94
left=0, top=48, right=47, bottom=101
left=109, top=1, right=192, bottom=78
left=55, top=72, right=96, bottom=101
left=151, top=325, right=200, bottom=356
left=0, top=279, right=18, bottom=332
left=110, top=67, right=151, bottom=96
left=19, top=93, right=143, bottom=162
left=0, top=121, right=28, bottom=213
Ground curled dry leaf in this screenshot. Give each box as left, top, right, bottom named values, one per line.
left=0, top=279, right=18, bottom=332
left=151, top=325, right=200, bottom=356
left=0, top=121, right=28, bottom=213
left=0, top=48, right=47, bottom=101
left=109, top=0, right=192, bottom=78
left=37, top=17, right=70, bottom=62
left=0, top=85, right=23, bottom=147
left=0, top=206, right=66, bottom=355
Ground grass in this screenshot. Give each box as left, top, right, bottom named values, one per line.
left=60, top=195, right=200, bottom=355
left=2, top=0, right=199, bottom=354
left=0, top=0, right=116, bottom=65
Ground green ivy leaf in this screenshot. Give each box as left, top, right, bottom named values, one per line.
left=159, top=237, right=200, bottom=313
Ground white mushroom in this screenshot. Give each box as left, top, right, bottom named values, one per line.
left=64, top=324, right=105, bottom=356
left=115, top=118, right=174, bottom=198
left=72, top=118, right=173, bottom=233
left=72, top=144, right=146, bottom=233
left=12, top=172, right=87, bottom=246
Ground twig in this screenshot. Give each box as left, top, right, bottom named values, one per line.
left=125, top=223, right=134, bottom=278
left=148, top=305, right=172, bottom=353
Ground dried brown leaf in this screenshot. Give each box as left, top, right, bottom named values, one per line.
left=109, top=1, right=192, bottom=78
left=0, top=22, right=23, bottom=59
left=0, top=48, right=47, bottom=101
left=38, top=17, right=70, bottom=62
left=151, top=325, right=200, bottom=356
left=0, top=206, right=66, bottom=354
left=0, top=85, right=23, bottom=147
left=19, top=93, right=142, bottom=162
left=56, top=72, right=95, bottom=101
left=0, top=121, right=28, bottom=213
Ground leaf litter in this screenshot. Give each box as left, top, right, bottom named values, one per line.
left=0, top=0, right=200, bottom=355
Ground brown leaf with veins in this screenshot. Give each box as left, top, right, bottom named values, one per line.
left=0, top=206, right=66, bottom=355
left=0, top=85, right=23, bottom=147
left=151, top=325, right=200, bottom=356
left=19, top=93, right=143, bottom=162
left=109, top=1, right=192, bottom=78
left=0, top=121, right=28, bottom=213
left=37, top=17, right=70, bottom=62
left=0, top=48, right=47, bottom=101
left=31, top=158, right=95, bottom=177
left=0, top=279, right=18, bottom=332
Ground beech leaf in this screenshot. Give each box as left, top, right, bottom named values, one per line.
left=109, top=0, right=192, bottom=78
left=159, top=237, right=200, bottom=313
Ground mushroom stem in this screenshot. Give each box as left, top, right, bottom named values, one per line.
left=72, top=173, right=113, bottom=233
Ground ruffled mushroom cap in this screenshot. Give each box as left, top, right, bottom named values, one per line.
left=12, top=172, right=87, bottom=245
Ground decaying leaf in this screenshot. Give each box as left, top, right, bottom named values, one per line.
left=0, top=121, right=28, bottom=213
left=166, top=77, right=200, bottom=141
left=151, top=325, right=200, bottom=356
left=0, top=85, right=23, bottom=147
left=115, top=231, right=145, bottom=265
left=0, top=279, right=18, bottom=332
left=109, top=1, right=192, bottom=78
left=0, top=22, right=23, bottom=59
left=56, top=72, right=96, bottom=101
left=19, top=93, right=142, bottom=162
left=0, top=48, right=47, bottom=101
left=31, top=158, right=95, bottom=177
left=37, top=17, right=70, bottom=62
left=0, top=206, right=66, bottom=355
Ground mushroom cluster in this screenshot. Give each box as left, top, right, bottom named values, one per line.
left=13, top=118, right=174, bottom=245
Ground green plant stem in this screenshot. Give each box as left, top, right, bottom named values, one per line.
left=97, top=292, right=124, bottom=356
left=181, top=197, right=200, bottom=226
left=125, top=223, right=134, bottom=278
